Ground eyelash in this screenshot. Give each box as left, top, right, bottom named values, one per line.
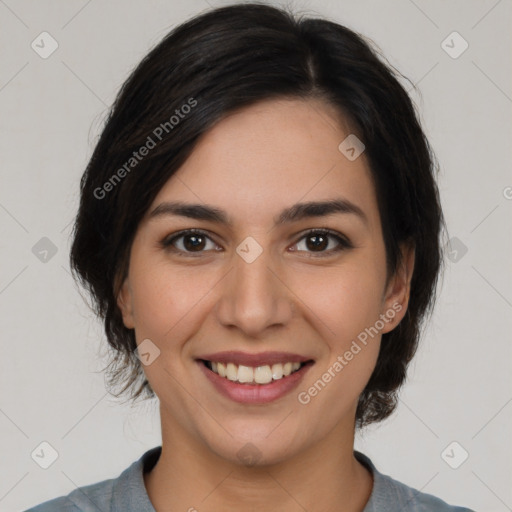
left=160, top=228, right=353, bottom=258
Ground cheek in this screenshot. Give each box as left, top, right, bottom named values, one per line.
left=129, top=257, right=218, bottom=344
left=294, top=264, right=383, bottom=420
left=291, top=257, right=385, bottom=340
left=289, top=255, right=385, bottom=402
left=129, top=245, right=386, bottom=345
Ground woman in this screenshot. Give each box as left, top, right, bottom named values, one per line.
left=26, top=3, right=476, bottom=511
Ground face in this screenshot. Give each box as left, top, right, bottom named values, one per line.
left=117, top=98, right=413, bottom=466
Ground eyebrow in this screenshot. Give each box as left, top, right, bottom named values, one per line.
left=148, top=198, right=368, bottom=227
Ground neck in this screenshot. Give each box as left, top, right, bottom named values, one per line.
left=144, top=406, right=373, bottom=512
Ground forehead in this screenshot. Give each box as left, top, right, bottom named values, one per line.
left=148, top=98, right=380, bottom=231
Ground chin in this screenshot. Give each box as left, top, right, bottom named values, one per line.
left=221, top=441, right=296, bottom=468
left=200, top=421, right=311, bottom=468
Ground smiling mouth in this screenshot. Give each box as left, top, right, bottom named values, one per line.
left=200, top=360, right=314, bottom=385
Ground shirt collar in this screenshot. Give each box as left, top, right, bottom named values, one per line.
left=110, top=446, right=386, bottom=511
left=109, top=446, right=161, bottom=511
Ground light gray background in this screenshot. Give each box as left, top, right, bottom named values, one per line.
left=1, top=0, right=511, bottom=511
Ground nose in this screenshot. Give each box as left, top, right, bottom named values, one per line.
left=214, top=243, right=294, bottom=338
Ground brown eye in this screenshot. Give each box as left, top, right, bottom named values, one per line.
left=292, top=229, right=353, bottom=256
left=161, top=229, right=219, bottom=255
left=182, top=233, right=206, bottom=251
left=305, top=233, right=329, bottom=251
left=161, top=228, right=352, bottom=258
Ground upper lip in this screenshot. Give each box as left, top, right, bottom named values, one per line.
left=197, top=351, right=313, bottom=367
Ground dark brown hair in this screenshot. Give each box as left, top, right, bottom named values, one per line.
left=70, top=2, right=446, bottom=429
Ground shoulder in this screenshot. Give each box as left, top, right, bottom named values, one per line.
left=23, top=477, right=116, bottom=511
left=376, top=474, right=476, bottom=512
left=355, top=451, right=476, bottom=512
left=23, top=446, right=161, bottom=512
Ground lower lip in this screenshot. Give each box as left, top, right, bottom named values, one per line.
left=197, top=361, right=313, bottom=404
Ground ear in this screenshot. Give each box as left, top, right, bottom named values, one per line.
left=116, top=276, right=135, bottom=329
left=380, top=242, right=415, bottom=334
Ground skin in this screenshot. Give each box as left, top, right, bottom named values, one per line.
left=117, top=97, right=415, bottom=512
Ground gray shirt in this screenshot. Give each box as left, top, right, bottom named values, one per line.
left=24, top=446, right=475, bottom=511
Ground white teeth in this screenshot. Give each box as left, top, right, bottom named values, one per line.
left=237, top=365, right=254, bottom=383
left=207, top=360, right=305, bottom=384
left=226, top=362, right=238, bottom=381
left=254, top=365, right=273, bottom=384
left=217, top=362, right=226, bottom=377
left=271, top=363, right=283, bottom=380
